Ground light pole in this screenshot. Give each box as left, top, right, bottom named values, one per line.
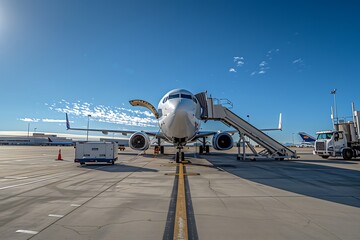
left=27, top=123, right=30, bottom=138
left=330, top=89, right=338, bottom=125
left=87, top=114, right=91, bottom=141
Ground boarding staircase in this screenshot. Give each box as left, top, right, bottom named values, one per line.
left=195, top=92, right=297, bottom=159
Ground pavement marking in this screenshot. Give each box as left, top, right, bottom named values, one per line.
left=174, top=163, right=188, bottom=240
left=48, top=214, right=64, bottom=218
left=16, top=229, right=38, bottom=235
left=0, top=176, right=60, bottom=190
left=184, top=167, right=199, bottom=240
left=70, top=204, right=81, bottom=207
left=162, top=166, right=178, bottom=240
left=4, top=176, right=29, bottom=179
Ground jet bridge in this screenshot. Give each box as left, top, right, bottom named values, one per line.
left=195, top=92, right=297, bottom=159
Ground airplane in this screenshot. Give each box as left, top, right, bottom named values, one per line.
left=65, top=88, right=282, bottom=162
left=47, top=137, right=74, bottom=146
left=297, top=132, right=316, bottom=147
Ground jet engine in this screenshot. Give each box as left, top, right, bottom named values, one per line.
left=212, top=132, right=233, bottom=150
left=129, top=132, right=150, bottom=151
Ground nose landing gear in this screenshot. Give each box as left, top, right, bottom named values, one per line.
left=175, top=147, right=185, bottom=163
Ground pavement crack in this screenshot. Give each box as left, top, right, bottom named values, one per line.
left=207, top=179, right=228, bottom=209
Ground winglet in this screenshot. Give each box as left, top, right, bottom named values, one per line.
left=66, top=113, right=70, bottom=129
left=278, top=113, right=282, bottom=131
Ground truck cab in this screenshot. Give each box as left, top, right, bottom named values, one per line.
left=314, top=130, right=354, bottom=159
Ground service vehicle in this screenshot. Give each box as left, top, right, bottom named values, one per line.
left=75, top=142, right=118, bottom=165
left=314, top=103, right=360, bottom=160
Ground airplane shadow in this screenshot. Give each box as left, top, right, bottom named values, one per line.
left=79, top=163, right=158, bottom=173
left=205, top=154, right=360, bottom=208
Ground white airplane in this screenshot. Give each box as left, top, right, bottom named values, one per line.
left=66, top=88, right=281, bottom=162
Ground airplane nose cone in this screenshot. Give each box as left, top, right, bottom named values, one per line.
left=173, top=100, right=189, bottom=111
left=167, top=100, right=195, bottom=139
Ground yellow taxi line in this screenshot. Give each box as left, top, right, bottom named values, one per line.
left=173, top=163, right=188, bottom=240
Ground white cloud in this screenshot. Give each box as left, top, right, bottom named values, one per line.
left=292, top=58, right=303, bottom=64
left=19, top=118, right=40, bottom=122
left=230, top=56, right=245, bottom=72
left=42, top=119, right=67, bottom=123
left=258, top=70, right=266, bottom=74
left=259, top=61, right=267, bottom=67
left=49, top=100, right=158, bottom=128
left=233, top=56, right=244, bottom=62
left=236, top=60, right=244, bottom=67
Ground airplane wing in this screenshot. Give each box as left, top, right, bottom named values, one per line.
left=65, top=113, right=159, bottom=137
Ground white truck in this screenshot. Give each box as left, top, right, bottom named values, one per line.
left=314, top=103, right=360, bottom=160
left=75, top=142, right=118, bottom=165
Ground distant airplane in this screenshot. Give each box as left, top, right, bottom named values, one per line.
left=298, top=132, right=316, bottom=147
left=47, top=137, right=74, bottom=146
left=66, top=89, right=281, bottom=162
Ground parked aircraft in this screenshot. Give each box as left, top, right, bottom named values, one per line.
left=297, top=132, right=316, bottom=147
left=66, top=89, right=281, bottom=162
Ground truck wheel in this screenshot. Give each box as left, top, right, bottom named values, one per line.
left=342, top=149, right=353, bottom=160
left=321, top=156, right=329, bottom=159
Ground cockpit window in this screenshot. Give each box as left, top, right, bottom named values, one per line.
left=181, top=94, right=192, bottom=99
left=193, top=97, right=198, bottom=104
left=162, top=96, right=168, bottom=103
left=169, top=94, right=180, bottom=99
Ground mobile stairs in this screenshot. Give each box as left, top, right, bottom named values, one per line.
left=196, top=92, right=297, bottom=160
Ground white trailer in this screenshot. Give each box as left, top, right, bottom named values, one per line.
left=314, top=103, right=360, bottom=160
left=75, top=142, right=118, bottom=165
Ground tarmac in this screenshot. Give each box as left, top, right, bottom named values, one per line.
left=0, top=145, right=359, bottom=240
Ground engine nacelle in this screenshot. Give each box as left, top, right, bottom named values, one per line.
left=129, top=132, right=150, bottom=151
left=212, top=132, right=233, bottom=150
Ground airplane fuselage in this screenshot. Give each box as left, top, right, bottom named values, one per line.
left=157, top=89, right=202, bottom=146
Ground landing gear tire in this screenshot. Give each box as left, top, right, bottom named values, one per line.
left=342, top=149, right=353, bottom=160
left=160, top=146, right=165, bottom=154
left=175, top=151, right=185, bottom=163
left=321, top=156, right=329, bottom=159
left=205, top=145, right=210, bottom=154
left=176, top=152, right=180, bottom=163
left=199, top=146, right=203, bottom=154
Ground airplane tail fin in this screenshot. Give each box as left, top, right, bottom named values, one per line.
left=66, top=113, right=70, bottom=129
left=298, top=132, right=316, bottom=142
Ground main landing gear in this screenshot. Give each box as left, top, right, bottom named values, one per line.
left=199, top=137, right=210, bottom=154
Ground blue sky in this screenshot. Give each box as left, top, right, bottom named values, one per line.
left=0, top=0, right=359, bottom=143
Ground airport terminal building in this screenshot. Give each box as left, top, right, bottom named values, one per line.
left=0, top=133, right=73, bottom=146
